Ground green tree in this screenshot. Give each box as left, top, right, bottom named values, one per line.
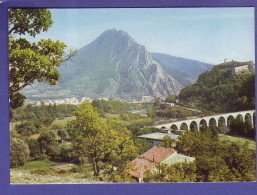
left=37, top=131, right=56, bottom=156
left=9, top=8, right=76, bottom=109
left=108, top=128, right=138, bottom=174
left=57, top=129, right=67, bottom=143
left=26, top=138, right=41, bottom=158
left=67, top=100, right=112, bottom=177
left=166, top=95, right=177, bottom=103
left=10, top=137, right=30, bottom=167
left=160, top=135, right=175, bottom=148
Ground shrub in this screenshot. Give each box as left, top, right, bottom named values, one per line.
left=71, top=165, right=85, bottom=173
left=10, top=137, right=30, bottom=168
left=30, top=168, right=51, bottom=175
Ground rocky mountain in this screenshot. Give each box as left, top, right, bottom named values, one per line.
left=152, top=53, right=213, bottom=86
left=22, top=29, right=213, bottom=101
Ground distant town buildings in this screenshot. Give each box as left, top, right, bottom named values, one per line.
left=28, top=97, right=92, bottom=106
left=141, top=96, right=155, bottom=103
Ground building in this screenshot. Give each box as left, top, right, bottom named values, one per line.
left=138, top=132, right=179, bottom=147
left=129, top=146, right=195, bottom=183
left=141, top=96, right=155, bottom=102
left=231, top=64, right=255, bottom=74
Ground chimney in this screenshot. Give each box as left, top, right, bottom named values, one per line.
left=153, top=155, right=155, bottom=162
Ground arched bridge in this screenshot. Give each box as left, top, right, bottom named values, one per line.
left=154, top=110, right=255, bottom=132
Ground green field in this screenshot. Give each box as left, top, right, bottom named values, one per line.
left=17, top=160, right=58, bottom=169
left=219, top=134, right=256, bottom=150
left=51, top=116, right=76, bottom=128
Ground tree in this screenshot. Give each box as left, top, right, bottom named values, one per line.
left=26, top=138, right=41, bottom=158
left=108, top=128, right=138, bottom=174
left=57, top=129, right=67, bottom=143
left=37, top=131, right=56, bottom=156
left=9, top=8, right=76, bottom=109
left=67, top=100, right=112, bottom=177
left=160, top=135, right=175, bottom=148
left=10, top=137, right=30, bottom=167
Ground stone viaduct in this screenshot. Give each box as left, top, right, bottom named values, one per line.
left=154, top=110, right=255, bottom=132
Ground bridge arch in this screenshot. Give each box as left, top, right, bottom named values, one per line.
left=200, top=119, right=207, bottom=129
left=180, top=122, right=188, bottom=130
left=227, top=115, right=235, bottom=131
left=218, top=116, right=227, bottom=132
left=236, top=114, right=244, bottom=121
left=209, top=118, right=217, bottom=127
left=170, top=124, right=178, bottom=130
left=190, top=121, right=198, bottom=131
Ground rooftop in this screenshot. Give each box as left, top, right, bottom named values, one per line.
left=137, top=132, right=179, bottom=141
left=129, top=146, right=176, bottom=178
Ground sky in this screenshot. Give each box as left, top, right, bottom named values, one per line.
left=25, top=8, right=255, bottom=64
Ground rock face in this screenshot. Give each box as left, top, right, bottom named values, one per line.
left=25, top=29, right=183, bottom=100
left=152, top=53, right=213, bottom=86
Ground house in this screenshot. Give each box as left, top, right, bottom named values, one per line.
left=141, top=96, right=155, bottom=102
left=129, top=146, right=195, bottom=183
left=137, top=132, right=179, bottom=147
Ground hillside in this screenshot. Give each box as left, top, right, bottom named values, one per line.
left=178, top=61, right=255, bottom=113
left=152, top=53, right=213, bottom=86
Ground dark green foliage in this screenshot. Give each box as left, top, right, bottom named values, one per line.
left=10, top=138, right=30, bottom=168
left=15, top=121, right=37, bottom=135
left=57, top=129, right=67, bottom=142
left=11, top=103, right=77, bottom=136
left=144, top=162, right=197, bottom=182
left=59, top=146, right=78, bottom=163
left=37, top=131, right=57, bottom=157
left=178, top=62, right=255, bottom=113
left=165, top=95, right=177, bottom=103
left=147, top=101, right=200, bottom=119
left=26, top=139, right=41, bottom=159
left=91, top=99, right=127, bottom=114
left=228, top=118, right=255, bottom=138
left=134, top=139, right=150, bottom=155
left=176, top=128, right=256, bottom=181
left=160, top=135, right=175, bottom=148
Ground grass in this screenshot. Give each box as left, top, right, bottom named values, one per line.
left=19, top=160, right=59, bottom=169
left=51, top=116, right=76, bottom=128
left=219, top=134, right=256, bottom=150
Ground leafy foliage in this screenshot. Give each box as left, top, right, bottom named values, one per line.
left=228, top=118, right=255, bottom=138
left=10, top=137, right=30, bottom=168
left=178, top=62, right=255, bottom=113
left=9, top=8, right=76, bottom=109
left=67, top=101, right=139, bottom=178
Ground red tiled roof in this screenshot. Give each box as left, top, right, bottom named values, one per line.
left=129, top=146, right=176, bottom=178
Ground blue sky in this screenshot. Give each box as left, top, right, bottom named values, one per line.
left=26, top=8, right=255, bottom=64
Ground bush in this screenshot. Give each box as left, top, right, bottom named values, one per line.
left=71, top=165, right=85, bottom=173
left=10, top=137, right=30, bottom=168
left=30, top=168, right=51, bottom=175
left=34, top=154, right=48, bottom=161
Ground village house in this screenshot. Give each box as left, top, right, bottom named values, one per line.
left=129, top=146, right=195, bottom=183
left=137, top=132, right=179, bottom=147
